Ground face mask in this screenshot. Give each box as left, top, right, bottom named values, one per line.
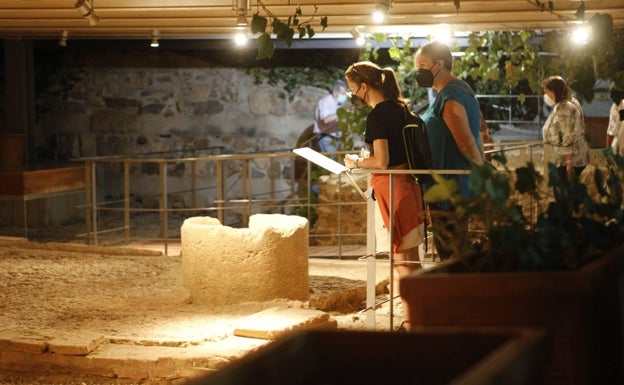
left=415, top=64, right=439, bottom=88
left=619, top=99, right=624, bottom=121
left=350, top=93, right=368, bottom=109
left=543, top=94, right=556, bottom=107
left=337, top=93, right=347, bottom=105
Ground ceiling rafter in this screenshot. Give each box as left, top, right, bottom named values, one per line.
left=0, top=0, right=620, bottom=41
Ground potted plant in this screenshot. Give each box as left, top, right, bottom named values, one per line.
left=400, top=151, right=624, bottom=385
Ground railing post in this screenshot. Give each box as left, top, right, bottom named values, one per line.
left=124, top=160, right=130, bottom=242
left=241, top=158, right=249, bottom=227
left=190, top=152, right=197, bottom=210
left=91, top=160, right=98, bottom=245
left=159, top=160, right=169, bottom=256
left=365, top=175, right=377, bottom=329
left=270, top=157, right=275, bottom=214
left=217, top=159, right=224, bottom=224
left=84, top=160, right=93, bottom=244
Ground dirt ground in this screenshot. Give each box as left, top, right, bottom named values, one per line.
left=0, top=233, right=400, bottom=385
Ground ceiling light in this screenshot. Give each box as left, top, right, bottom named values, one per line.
left=233, top=0, right=251, bottom=26
left=372, top=0, right=392, bottom=23
left=150, top=30, right=160, bottom=47
left=58, top=30, right=68, bottom=47
left=234, top=32, right=248, bottom=46
left=571, top=24, right=591, bottom=44
left=434, top=24, right=453, bottom=45
left=236, top=14, right=248, bottom=26
left=74, top=0, right=100, bottom=26
left=350, top=28, right=366, bottom=46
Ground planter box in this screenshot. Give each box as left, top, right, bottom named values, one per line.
left=188, top=328, right=549, bottom=385
left=400, top=246, right=624, bottom=385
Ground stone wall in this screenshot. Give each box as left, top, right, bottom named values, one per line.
left=32, top=49, right=340, bottom=228
left=35, top=51, right=329, bottom=160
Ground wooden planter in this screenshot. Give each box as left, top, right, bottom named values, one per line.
left=400, top=245, right=624, bottom=385
left=187, top=328, right=549, bottom=385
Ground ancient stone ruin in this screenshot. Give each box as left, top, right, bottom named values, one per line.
left=181, top=214, right=310, bottom=306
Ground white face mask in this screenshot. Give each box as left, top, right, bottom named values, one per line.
left=337, top=93, right=347, bottom=105
left=544, top=94, right=556, bottom=107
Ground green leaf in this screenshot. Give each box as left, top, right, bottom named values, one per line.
left=251, top=13, right=268, bottom=34
left=272, top=19, right=294, bottom=47
left=423, top=174, right=458, bottom=203
left=515, top=164, right=540, bottom=195
left=575, top=1, right=586, bottom=20
left=256, top=33, right=275, bottom=60
left=454, top=0, right=460, bottom=12
left=320, top=16, right=328, bottom=30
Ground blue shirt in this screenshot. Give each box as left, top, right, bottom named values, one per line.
left=421, top=79, right=482, bottom=200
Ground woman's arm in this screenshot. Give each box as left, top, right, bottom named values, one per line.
left=343, top=139, right=389, bottom=169
left=442, top=99, right=483, bottom=165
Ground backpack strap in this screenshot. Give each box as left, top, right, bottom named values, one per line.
left=401, top=104, right=430, bottom=254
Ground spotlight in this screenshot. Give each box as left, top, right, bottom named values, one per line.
left=75, top=0, right=100, bottom=26
left=233, top=0, right=251, bottom=26
left=372, top=0, right=392, bottom=23
left=234, top=32, right=248, bottom=46
left=58, top=30, right=68, bottom=47
left=236, top=14, right=248, bottom=26
left=150, top=30, right=160, bottom=47
left=350, top=28, right=366, bottom=46
left=571, top=24, right=591, bottom=44
left=435, top=24, right=453, bottom=45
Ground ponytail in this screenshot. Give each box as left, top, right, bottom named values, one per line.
left=346, top=61, right=407, bottom=106
left=381, top=68, right=408, bottom=106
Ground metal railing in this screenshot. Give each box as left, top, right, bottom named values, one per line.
left=78, top=141, right=545, bottom=258
left=79, top=148, right=369, bottom=257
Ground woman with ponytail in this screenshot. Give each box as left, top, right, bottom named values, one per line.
left=343, top=61, right=425, bottom=310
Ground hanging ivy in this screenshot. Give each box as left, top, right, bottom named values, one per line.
left=250, top=1, right=328, bottom=60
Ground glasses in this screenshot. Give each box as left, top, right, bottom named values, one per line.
left=349, top=84, right=362, bottom=98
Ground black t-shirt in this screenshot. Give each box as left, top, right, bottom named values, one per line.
left=364, top=100, right=407, bottom=167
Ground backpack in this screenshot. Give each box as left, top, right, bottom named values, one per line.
left=402, top=105, right=434, bottom=185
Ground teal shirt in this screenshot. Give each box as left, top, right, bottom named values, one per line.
left=421, top=79, right=482, bottom=201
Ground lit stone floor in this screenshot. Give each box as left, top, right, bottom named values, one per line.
left=0, top=238, right=424, bottom=385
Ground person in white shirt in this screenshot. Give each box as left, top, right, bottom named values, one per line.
left=313, top=80, right=347, bottom=156
left=606, top=89, right=624, bottom=154
left=541, top=75, right=589, bottom=179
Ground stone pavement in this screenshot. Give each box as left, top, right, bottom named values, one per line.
left=0, top=308, right=337, bottom=384
left=0, top=257, right=394, bottom=385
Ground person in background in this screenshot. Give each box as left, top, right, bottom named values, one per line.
left=606, top=89, right=624, bottom=153
left=343, top=62, right=426, bottom=323
left=313, top=80, right=348, bottom=156
left=541, top=75, right=589, bottom=181
left=413, top=40, right=483, bottom=260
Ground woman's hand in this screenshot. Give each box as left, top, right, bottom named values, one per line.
left=344, top=154, right=359, bottom=169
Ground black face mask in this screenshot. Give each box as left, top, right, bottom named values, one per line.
left=415, top=65, right=439, bottom=88
left=350, top=93, right=368, bottom=109
left=619, top=109, right=624, bottom=122
left=350, top=84, right=368, bottom=109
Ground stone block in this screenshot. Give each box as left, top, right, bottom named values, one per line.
left=181, top=214, right=309, bottom=306
left=233, top=307, right=337, bottom=340
left=48, top=331, right=105, bottom=356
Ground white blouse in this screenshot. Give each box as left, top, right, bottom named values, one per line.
left=542, top=98, right=589, bottom=167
